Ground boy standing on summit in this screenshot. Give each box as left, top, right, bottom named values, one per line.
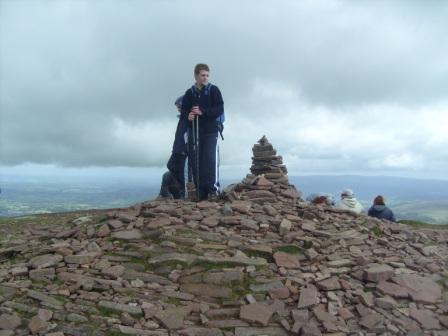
left=181, top=64, right=224, bottom=201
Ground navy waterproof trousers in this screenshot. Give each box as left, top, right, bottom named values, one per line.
left=188, top=131, right=220, bottom=200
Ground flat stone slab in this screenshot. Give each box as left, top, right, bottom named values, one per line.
left=155, top=307, right=190, bottom=330
left=240, top=303, right=273, bottom=326
left=392, top=274, right=442, bottom=303
left=250, top=280, right=283, bottom=293
left=359, top=313, right=384, bottom=330
left=148, top=253, right=198, bottom=266
left=234, top=327, right=289, bottom=336
left=180, top=284, right=232, bottom=299
left=117, top=325, right=168, bottom=336
left=298, top=284, right=319, bottom=308
left=316, top=277, right=341, bottom=291
left=364, top=263, right=394, bottom=282
left=409, top=307, right=441, bottom=330
left=0, top=313, right=22, bottom=331
left=376, top=281, right=409, bottom=298
left=29, top=268, right=55, bottom=281
left=273, top=252, right=300, bottom=268
left=29, top=254, right=63, bottom=269
left=177, top=328, right=223, bottom=336
left=121, top=270, right=172, bottom=285
left=27, top=290, right=63, bottom=307
left=197, top=255, right=267, bottom=266
left=111, top=229, right=143, bottom=240
left=64, top=254, right=95, bottom=265
left=327, top=259, right=352, bottom=267
left=98, top=300, right=142, bottom=315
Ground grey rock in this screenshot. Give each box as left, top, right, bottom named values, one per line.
left=240, top=302, right=273, bottom=326
left=111, top=229, right=143, bottom=240
left=29, top=254, right=63, bottom=269
left=409, top=307, right=441, bottom=330
left=0, top=314, right=21, bottom=330
left=67, top=313, right=88, bottom=323
left=27, top=290, right=63, bottom=307
left=392, top=274, right=442, bottom=303
left=98, top=301, right=142, bottom=315
left=316, top=277, right=341, bottom=291
left=234, top=327, right=289, bottom=336
left=29, top=268, right=55, bottom=281
left=180, top=284, right=232, bottom=299
left=298, top=284, right=319, bottom=308
left=64, top=254, right=95, bottom=265
left=364, top=263, right=394, bottom=282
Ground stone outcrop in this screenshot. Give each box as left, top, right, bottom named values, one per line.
left=0, top=137, right=447, bottom=335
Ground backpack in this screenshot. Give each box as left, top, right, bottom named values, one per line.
left=191, top=83, right=225, bottom=140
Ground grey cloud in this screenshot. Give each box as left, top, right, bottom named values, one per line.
left=1, top=0, right=448, bottom=178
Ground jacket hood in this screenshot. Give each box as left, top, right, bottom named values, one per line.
left=371, top=205, right=386, bottom=212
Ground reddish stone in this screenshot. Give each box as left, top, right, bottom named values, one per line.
left=273, top=252, right=300, bottom=269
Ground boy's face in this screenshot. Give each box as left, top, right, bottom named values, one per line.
left=195, top=70, right=209, bottom=87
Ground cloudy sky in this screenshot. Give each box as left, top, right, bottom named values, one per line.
left=1, top=0, right=448, bottom=180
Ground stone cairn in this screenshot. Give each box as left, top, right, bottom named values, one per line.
left=224, top=136, right=302, bottom=203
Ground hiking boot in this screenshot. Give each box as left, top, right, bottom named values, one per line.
left=207, top=192, right=220, bottom=202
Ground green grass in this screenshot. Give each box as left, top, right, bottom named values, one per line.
left=244, top=249, right=273, bottom=262
left=96, top=305, right=143, bottom=319
left=398, top=220, right=448, bottom=229
left=370, top=225, right=383, bottom=237
left=274, top=245, right=303, bottom=255
left=166, top=297, right=181, bottom=305
left=303, top=240, right=313, bottom=249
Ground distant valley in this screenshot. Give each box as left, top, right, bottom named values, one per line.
left=1, top=174, right=447, bottom=224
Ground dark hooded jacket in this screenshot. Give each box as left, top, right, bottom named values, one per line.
left=368, top=205, right=396, bottom=222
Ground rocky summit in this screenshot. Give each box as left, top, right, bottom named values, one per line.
left=0, top=137, right=447, bottom=336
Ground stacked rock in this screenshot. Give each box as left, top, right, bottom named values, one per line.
left=224, top=136, right=302, bottom=203
left=251, top=135, right=288, bottom=184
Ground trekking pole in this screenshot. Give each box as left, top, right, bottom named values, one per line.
left=194, top=115, right=200, bottom=201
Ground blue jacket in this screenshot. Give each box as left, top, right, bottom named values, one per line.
left=368, top=205, right=396, bottom=222
left=172, top=117, right=189, bottom=155
left=180, top=83, right=224, bottom=134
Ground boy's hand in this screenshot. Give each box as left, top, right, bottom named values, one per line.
left=188, top=106, right=202, bottom=121
left=191, top=106, right=202, bottom=114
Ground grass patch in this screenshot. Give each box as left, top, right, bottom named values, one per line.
left=147, top=260, right=189, bottom=274
left=274, top=245, right=303, bottom=255
left=230, top=276, right=257, bottom=299
left=303, top=240, right=313, bottom=249
left=370, top=225, right=383, bottom=237
left=175, top=228, right=198, bottom=237
left=244, top=250, right=273, bottom=263
left=191, top=260, right=242, bottom=271
left=398, top=220, right=448, bottom=230
left=167, top=297, right=181, bottom=305
left=105, top=331, right=128, bottom=336
left=96, top=306, right=142, bottom=319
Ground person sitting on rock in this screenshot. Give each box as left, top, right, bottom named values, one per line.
left=336, top=189, right=364, bottom=214
left=158, top=96, right=189, bottom=199
left=306, top=192, right=335, bottom=206
left=368, top=195, right=396, bottom=222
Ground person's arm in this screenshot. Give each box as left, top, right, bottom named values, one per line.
left=201, top=85, right=224, bottom=119
left=180, top=90, right=193, bottom=122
